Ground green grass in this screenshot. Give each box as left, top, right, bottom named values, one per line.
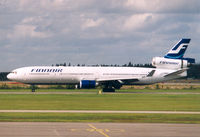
left=0, top=94, right=199, bottom=111
left=0, top=113, right=199, bottom=123
left=117, top=89, right=200, bottom=93
left=1, top=88, right=200, bottom=93
left=0, top=89, right=98, bottom=92
left=0, top=90, right=199, bottom=123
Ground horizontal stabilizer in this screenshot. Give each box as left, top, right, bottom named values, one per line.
left=164, top=69, right=187, bottom=78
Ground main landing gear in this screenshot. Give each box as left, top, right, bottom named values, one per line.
left=102, top=88, right=115, bottom=92
left=102, top=82, right=122, bottom=92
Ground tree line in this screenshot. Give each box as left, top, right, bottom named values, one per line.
left=52, top=62, right=155, bottom=68
left=0, top=72, right=9, bottom=81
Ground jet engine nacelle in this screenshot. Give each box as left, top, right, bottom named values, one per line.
left=79, top=80, right=96, bottom=89
left=152, top=57, right=188, bottom=69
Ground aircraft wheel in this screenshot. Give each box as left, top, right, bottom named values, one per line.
left=31, top=85, right=36, bottom=92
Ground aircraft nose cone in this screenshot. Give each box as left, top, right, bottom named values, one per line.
left=7, top=73, right=13, bottom=80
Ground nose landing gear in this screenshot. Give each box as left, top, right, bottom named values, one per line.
left=31, top=85, right=36, bottom=92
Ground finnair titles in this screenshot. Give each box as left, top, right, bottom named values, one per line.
left=31, top=68, right=63, bottom=73
left=7, top=39, right=195, bottom=92
left=159, top=61, right=179, bottom=65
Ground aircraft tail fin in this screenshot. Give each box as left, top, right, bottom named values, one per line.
left=164, top=39, right=190, bottom=59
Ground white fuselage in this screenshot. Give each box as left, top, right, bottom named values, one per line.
left=7, top=66, right=186, bottom=85
left=6, top=38, right=193, bottom=90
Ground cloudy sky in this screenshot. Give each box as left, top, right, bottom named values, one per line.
left=0, top=0, right=200, bottom=71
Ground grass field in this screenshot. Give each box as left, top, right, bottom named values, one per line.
left=2, top=80, right=200, bottom=90
left=0, top=93, right=199, bottom=111
left=0, top=89, right=200, bottom=123
left=1, top=88, right=200, bottom=93
left=0, top=113, right=200, bottom=123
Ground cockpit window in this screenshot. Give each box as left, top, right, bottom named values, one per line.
left=11, top=71, right=17, bottom=74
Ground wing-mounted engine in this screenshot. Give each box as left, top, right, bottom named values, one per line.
left=79, top=80, right=97, bottom=89
left=152, top=57, right=191, bottom=69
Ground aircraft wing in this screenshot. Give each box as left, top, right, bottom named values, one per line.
left=96, top=70, right=155, bottom=83
left=96, top=77, right=139, bottom=83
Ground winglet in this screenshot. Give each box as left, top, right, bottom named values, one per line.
left=147, top=70, right=156, bottom=77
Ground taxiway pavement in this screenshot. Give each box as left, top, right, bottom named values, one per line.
left=0, top=122, right=199, bottom=137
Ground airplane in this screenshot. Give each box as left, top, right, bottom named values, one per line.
left=7, top=38, right=195, bottom=92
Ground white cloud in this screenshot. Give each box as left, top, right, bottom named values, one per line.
left=125, top=0, right=151, bottom=9
left=7, top=24, right=51, bottom=39
left=124, top=0, right=200, bottom=13
left=0, top=0, right=200, bottom=71
left=82, top=18, right=104, bottom=29
left=123, top=13, right=154, bottom=30
left=18, top=0, right=66, bottom=10
left=21, top=16, right=43, bottom=24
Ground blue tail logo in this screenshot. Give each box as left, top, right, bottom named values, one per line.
left=164, top=39, right=190, bottom=59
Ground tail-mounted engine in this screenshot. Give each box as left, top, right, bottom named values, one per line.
left=152, top=57, right=195, bottom=69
